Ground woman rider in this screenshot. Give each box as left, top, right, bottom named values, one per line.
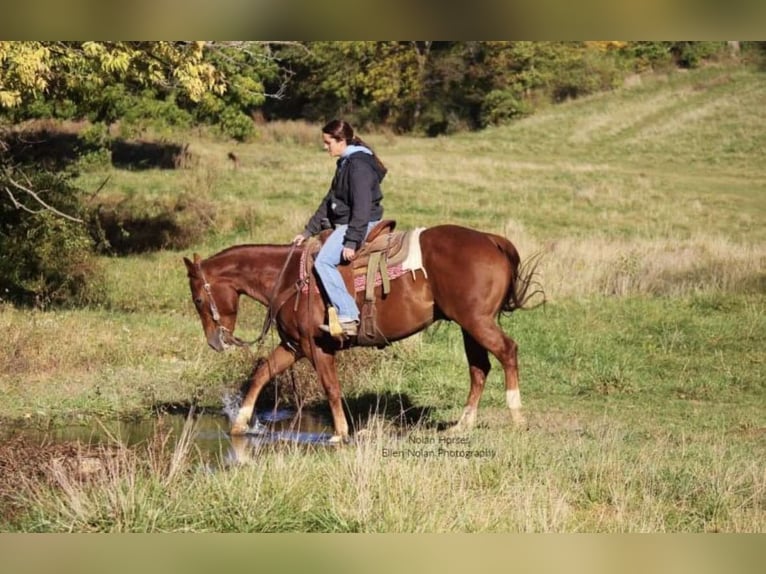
left=293, top=119, right=387, bottom=336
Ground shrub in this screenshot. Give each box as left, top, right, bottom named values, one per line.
left=192, top=93, right=255, bottom=142
left=670, top=42, right=727, bottom=68
left=217, top=108, right=255, bottom=141
left=0, top=167, right=105, bottom=307
left=546, top=49, right=625, bottom=102
left=75, top=122, right=112, bottom=170
left=480, top=89, right=531, bottom=126
left=620, top=42, right=675, bottom=72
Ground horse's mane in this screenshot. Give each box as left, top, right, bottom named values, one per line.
left=208, top=243, right=292, bottom=261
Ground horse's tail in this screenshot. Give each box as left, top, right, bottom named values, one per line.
left=490, top=234, right=546, bottom=315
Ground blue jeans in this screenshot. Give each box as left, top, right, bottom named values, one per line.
left=314, top=221, right=379, bottom=322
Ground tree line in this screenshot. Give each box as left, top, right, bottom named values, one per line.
left=2, top=41, right=757, bottom=139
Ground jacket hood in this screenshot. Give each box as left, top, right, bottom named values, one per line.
left=343, top=148, right=387, bottom=182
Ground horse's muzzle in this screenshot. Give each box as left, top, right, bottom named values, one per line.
left=207, top=326, right=231, bottom=352
left=208, top=326, right=249, bottom=352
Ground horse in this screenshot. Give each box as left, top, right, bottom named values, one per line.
left=183, top=223, right=541, bottom=442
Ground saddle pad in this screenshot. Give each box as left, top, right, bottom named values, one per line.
left=298, top=251, right=407, bottom=294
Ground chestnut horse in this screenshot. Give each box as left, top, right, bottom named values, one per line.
left=183, top=224, right=540, bottom=441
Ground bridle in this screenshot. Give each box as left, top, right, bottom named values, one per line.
left=196, top=242, right=301, bottom=350
left=197, top=264, right=250, bottom=349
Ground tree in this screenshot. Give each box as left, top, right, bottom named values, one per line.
left=262, top=42, right=432, bottom=131
left=0, top=42, right=225, bottom=113
left=190, top=42, right=288, bottom=140
left=0, top=41, right=295, bottom=134
left=0, top=41, right=288, bottom=307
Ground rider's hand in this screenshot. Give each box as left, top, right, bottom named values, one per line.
left=342, top=247, right=356, bottom=261
left=293, top=234, right=306, bottom=246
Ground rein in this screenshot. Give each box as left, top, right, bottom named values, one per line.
left=256, top=242, right=300, bottom=343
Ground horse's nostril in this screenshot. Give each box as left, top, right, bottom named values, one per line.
left=207, top=330, right=226, bottom=352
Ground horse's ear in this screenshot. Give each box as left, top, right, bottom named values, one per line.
left=183, top=256, right=196, bottom=276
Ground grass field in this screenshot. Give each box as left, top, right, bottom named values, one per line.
left=0, top=64, right=764, bottom=532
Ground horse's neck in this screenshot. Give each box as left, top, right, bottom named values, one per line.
left=209, top=245, right=293, bottom=306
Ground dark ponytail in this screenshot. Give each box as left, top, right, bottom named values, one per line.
left=322, top=119, right=387, bottom=172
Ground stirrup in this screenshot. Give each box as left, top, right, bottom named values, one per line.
left=320, top=308, right=356, bottom=336
left=319, top=321, right=358, bottom=337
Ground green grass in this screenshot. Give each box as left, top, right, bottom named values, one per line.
left=1, top=63, right=764, bottom=532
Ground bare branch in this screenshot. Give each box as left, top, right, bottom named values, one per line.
left=87, top=175, right=111, bottom=201
left=3, top=171, right=84, bottom=223
left=201, top=41, right=301, bottom=102
left=4, top=186, right=43, bottom=216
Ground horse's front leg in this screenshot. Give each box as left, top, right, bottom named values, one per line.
left=310, top=346, right=349, bottom=442
left=230, top=343, right=299, bottom=435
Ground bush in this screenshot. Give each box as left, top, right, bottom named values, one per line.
left=621, top=42, right=675, bottom=72
left=0, top=168, right=105, bottom=307
left=546, top=49, right=625, bottom=102
left=217, top=108, right=255, bottom=141
left=74, top=122, right=111, bottom=170
left=670, top=42, right=727, bottom=68
left=481, top=89, right=531, bottom=126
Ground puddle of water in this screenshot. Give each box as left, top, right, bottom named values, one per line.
left=1, top=407, right=337, bottom=467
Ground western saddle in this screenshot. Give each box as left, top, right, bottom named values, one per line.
left=305, top=219, right=412, bottom=346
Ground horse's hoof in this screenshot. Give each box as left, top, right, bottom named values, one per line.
left=327, top=434, right=349, bottom=445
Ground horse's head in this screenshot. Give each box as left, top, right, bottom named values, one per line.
left=183, top=253, right=244, bottom=352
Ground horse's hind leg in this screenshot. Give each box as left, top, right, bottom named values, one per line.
left=461, top=320, right=526, bottom=430
left=231, top=343, right=298, bottom=435
left=500, top=332, right=526, bottom=428
left=454, top=328, right=491, bottom=431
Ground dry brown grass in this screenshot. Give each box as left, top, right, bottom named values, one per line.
left=504, top=223, right=765, bottom=300
left=255, top=119, right=321, bottom=147
left=0, top=434, right=124, bottom=524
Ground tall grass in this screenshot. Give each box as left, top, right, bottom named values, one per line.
left=6, top=408, right=763, bottom=532
left=515, top=233, right=765, bottom=299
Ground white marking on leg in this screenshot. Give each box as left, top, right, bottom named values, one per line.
left=234, top=406, right=253, bottom=428
left=506, top=389, right=522, bottom=410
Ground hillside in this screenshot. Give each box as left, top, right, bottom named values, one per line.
left=387, top=65, right=766, bottom=244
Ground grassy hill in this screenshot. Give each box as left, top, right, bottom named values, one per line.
left=67, top=64, right=764, bottom=311
left=76, top=65, right=766, bottom=241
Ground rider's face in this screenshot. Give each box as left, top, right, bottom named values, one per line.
left=322, top=134, right=346, bottom=158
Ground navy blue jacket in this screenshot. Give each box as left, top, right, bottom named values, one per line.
left=303, top=151, right=386, bottom=249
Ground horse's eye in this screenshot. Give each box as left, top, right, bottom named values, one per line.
left=194, top=297, right=203, bottom=306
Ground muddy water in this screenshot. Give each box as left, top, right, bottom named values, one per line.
left=1, top=407, right=337, bottom=467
